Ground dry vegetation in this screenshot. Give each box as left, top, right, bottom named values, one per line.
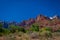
left=0, top=32, right=60, bottom=40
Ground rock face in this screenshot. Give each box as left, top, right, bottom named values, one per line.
left=18, top=14, right=60, bottom=31
left=19, top=18, right=35, bottom=26
left=35, top=14, right=50, bottom=27
left=19, top=15, right=60, bottom=27
left=36, top=14, right=47, bottom=22
left=36, top=14, right=49, bottom=22
left=19, top=20, right=26, bottom=26
left=26, top=18, right=35, bottom=25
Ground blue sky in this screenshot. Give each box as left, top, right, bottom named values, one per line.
left=0, top=0, right=60, bottom=22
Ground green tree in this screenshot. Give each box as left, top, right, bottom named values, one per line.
left=30, top=23, right=39, bottom=32
left=18, top=27, right=26, bottom=33
left=0, top=23, right=4, bottom=36
left=0, top=28, right=10, bottom=36
left=3, top=28, right=10, bottom=35
left=9, top=24, right=26, bottom=33
left=0, top=23, right=3, bottom=28
left=9, top=25, right=19, bottom=33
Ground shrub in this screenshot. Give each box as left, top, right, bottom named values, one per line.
left=40, top=27, right=52, bottom=32
left=39, top=27, right=52, bottom=38
left=8, top=24, right=27, bottom=33
left=0, top=28, right=10, bottom=36
left=30, top=24, right=39, bottom=32
left=9, top=25, right=19, bottom=33
left=3, top=28, right=10, bottom=35
left=0, top=23, right=3, bottom=28
left=56, top=29, right=60, bottom=32
left=18, top=27, right=26, bottom=33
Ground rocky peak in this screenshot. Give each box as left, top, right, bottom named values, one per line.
left=36, top=14, right=49, bottom=22
left=49, top=15, right=60, bottom=19
left=19, top=20, right=26, bottom=26
left=52, top=15, right=59, bottom=19
left=26, top=18, right=35, bottom=25
left=19, top=18, right=35, bottom=26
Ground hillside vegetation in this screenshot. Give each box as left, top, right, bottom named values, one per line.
left=0, top=14, right=60, bottom=40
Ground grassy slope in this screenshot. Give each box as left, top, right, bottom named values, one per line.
left=0, top=32, right=60, bottom=40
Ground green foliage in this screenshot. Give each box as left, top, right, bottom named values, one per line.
left=9, top=24, right=26, bottom=33
left=0, top=23, right=3, bottom=28
left=0, top=28, right=10, bottom=36
left=40, top=27, right=52, bottom=32
left=3, top=28, right=10, bottom=35
left=0, top=28, right=4, bottom=36
left=18, top=27, right=26, bottom=33
left=45, top=27, right=52, bottom=31
left=39, top=27, right=52, bottom=37
left=9, top=25, right=19, bottom=33
left=30, top=24, right=39, bottom=32
left=56, top=29, right=60, bottom=32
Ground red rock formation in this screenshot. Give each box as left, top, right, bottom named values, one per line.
left=19, top=14, right=60, bottom=31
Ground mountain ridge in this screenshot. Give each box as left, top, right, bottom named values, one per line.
left=0, top=14, right=60, bottom=31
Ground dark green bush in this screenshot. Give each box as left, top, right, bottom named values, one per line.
left=30, top=24, right=39, bottom=32
left=56, top=29, right=60, bottom=32
left=18, top=27, right=26, bottom=33
left=9, top=25, right=19, bottom=33
left=9, top=24, right=26, bottom=33
left=0, top=27, right=10, bottom=36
